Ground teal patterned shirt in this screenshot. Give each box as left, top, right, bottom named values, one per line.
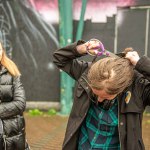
left=78, top=99, right=120, bottom=150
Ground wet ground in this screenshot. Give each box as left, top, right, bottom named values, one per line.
left=25, top=113, right=150, bottom=150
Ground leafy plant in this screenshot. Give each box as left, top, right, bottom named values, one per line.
left=28, top=109, right=43, bottom=116
left=47, top=108, right=57, bottom=115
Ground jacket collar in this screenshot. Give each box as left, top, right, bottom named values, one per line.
left=79, top=68, right=91, bottom=93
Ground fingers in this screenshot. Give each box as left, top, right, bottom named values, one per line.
left=125, top=51, right=138, bottom=58
left=125, top=51, right=140, bottom=66
left=86, top=40, right=100, bottom=50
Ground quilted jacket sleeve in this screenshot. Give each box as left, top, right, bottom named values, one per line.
left=0, top=76, right=26, bottom=119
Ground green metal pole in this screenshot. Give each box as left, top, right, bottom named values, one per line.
left=76, top=0, right=88, bottom=41
left=58, top=0, right=74, bottom=114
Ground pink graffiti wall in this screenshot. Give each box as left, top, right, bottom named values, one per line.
left=29, top=0, right=135, bottom=23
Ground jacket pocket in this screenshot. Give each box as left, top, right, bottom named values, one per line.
left=4, top=133, right=26, bottom=150
left=3, top=115, right=25, bottom=137
left=133, top=128, right=144, bottom=150
left=3, top=117, right=19, bottom=136
left=17, top=115, right=25, bottom=132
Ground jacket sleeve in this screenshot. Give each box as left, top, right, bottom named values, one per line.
left=53, top=40, right=90, bottom=80
left=0, top=76, right=26, bottom=119
left=135, top=56, right=150, bottom=79
left=134, top=56, right=150, bottom=106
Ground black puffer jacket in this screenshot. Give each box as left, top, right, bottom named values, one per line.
left=0, top=66, right=29, bottom=150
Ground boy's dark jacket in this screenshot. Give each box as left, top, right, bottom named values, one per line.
left=53, top=40, right=150, bottom=150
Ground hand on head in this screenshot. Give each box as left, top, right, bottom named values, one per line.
left=77, top=39, right=102, bottom=55
left=125, top=51, right=140, bottom=66
left=85, top=39, right=103, bottom=56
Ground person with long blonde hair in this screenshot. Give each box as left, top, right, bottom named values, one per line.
left=0, top=42, right=29, bottom=150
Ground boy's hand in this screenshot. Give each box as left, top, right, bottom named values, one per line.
left=76, top=39, right=101, bottom=55
left=125, top=51, right=140, bottom=66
